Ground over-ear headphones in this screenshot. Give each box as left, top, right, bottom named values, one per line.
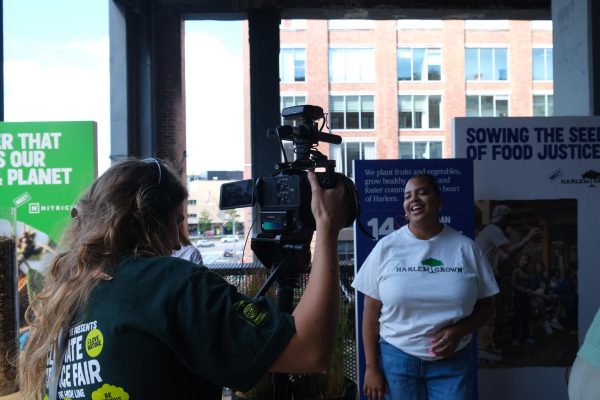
left=140, top=158, right=171, bottom=223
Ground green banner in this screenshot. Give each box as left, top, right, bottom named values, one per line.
left=0, top=121, right=97, bottom=242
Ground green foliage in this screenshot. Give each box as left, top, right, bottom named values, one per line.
left=198, top=209, right=212, bottom=233
left=293, top=303, right=353, bottom=399
left=223, top=209, right=242, bottom=234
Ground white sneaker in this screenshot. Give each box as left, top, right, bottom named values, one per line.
left=478, top=350, right=503, bottom=362
left=550, top=318, right=564, bottom=330
left=543, top=321, right=554, bottom=335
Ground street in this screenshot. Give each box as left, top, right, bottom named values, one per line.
left=194, top=237, right=246, bottom=265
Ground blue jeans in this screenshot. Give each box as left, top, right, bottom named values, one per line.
left=379, top=339, right=474, bottom=400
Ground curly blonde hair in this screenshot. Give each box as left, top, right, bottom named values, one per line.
left=18, top=158, right=187, bottom=398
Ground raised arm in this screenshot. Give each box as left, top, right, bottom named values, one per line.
left=270, top=171, right=349, bottom=372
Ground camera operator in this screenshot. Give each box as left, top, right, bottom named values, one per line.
left=18, top=158, right=351, bottom=399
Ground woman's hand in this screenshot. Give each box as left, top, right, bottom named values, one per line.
left=430, top=325, right=462, bottom=358
left=306, top=170, right=348, bottom=233
left=364, top=364, right=387, bottom=400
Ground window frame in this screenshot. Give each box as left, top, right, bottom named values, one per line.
left=465, top=93, right=510, bottom=117
left=465, top=47, right=509, bottom=81
left=280, top=47, right=306, bottom=83
left=329, top=93, right=376, bottom=131
left=398, top=93, right=443, bottom=130
left=330, top=137, right=377, bottom=179
left=398, top=137, right=445, bottom=159
left=533, top=93, right=554, bottom=116
left=397, top=47, right=442, bottom=82
left=532, top=46, right=553, bottom=81
left=328, top=46, right=376, bottom=83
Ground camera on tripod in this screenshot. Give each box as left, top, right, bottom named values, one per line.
left=219, top=104, right=358, bottom=274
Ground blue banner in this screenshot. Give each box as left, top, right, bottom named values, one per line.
left=353, top=158, right=474, bottom=400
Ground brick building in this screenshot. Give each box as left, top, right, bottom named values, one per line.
left=243, top=18, right=553, bottom=180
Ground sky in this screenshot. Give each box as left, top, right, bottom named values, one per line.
left=3, top=1, right=244, bottom=175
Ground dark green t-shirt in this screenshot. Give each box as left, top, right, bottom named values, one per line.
left=45, top=255, right=295, bottom=399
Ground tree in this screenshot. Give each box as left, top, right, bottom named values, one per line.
left=582, top=170, right=600, bottom=187
left=198, top=209, right=212, bottom=234
left=223, top=209, right=241, bottom=234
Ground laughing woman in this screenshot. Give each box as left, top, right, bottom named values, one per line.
left=352, top=173, right=499, bottom=400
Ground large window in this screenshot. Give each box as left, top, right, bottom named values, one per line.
left=330, top=95, right=375, bottom=130
left=466, top=94, right=509, bottom=116
left=533, top=94, right=554, bottom=116
left=399, top=140, right=443, bottom=159
left=465, top=48, right=508, bottom=81
left=398, top=95, right=442, bottom=129
left=280, top=48, right=306, bottom=82
left=398, top=48, right=441, bottom=81
left=331, top=139, right=376, bottom=179
left=329, top=48, right=375, bottom=83
left=533, top=47, right=553, bottom=81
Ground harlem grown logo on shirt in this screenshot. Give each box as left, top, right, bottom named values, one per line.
left=395, top=258, right=463, bottom=273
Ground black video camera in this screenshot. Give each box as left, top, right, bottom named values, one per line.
left=219, top=104, right=358, bottom=274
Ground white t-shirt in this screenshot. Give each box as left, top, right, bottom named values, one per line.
left=352, top=225, right=499, bottom=360
left=172, top=244, right=204, bottom=265
left=475, top=223, right=509, bottom=273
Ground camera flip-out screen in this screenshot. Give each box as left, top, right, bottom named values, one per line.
left=219, top=179, right=255, bottom=210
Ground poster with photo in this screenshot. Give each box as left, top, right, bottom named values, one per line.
left=453, top=116, right=599, bottom=400
left=353, top=158, right=474, bottom=400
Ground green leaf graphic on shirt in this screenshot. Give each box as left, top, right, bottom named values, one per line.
left=91, top=383, right=130, bottom=400
left=421, top=258, right=443, bottom=267
left=85, top=328, right=104, bottom=358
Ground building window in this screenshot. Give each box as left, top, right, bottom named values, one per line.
left=331, top=139, right=376, bottom=179
left=330, top=95, right=375, bottom=130
left=188, top=199, right=197, bottom=206
left=328, top=19, right=375, bottom=30
left=398, top=95, right=442, bottom=129
left=398, top=48, right=441, bottom=81
left=465, top=48, right=508, bottom=81
left=466, top=95, right=509, bottom=116
left=280, top=48, right=305, bottom=82
left=533, top=94, right=554, bottom=116
left=329, top=48, right=375, bottom=83
left=188, top=213, right=197, bottom=219
left=399, top=140, right=443, bottom=159
left=533, top=48, right=553, bottom=81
